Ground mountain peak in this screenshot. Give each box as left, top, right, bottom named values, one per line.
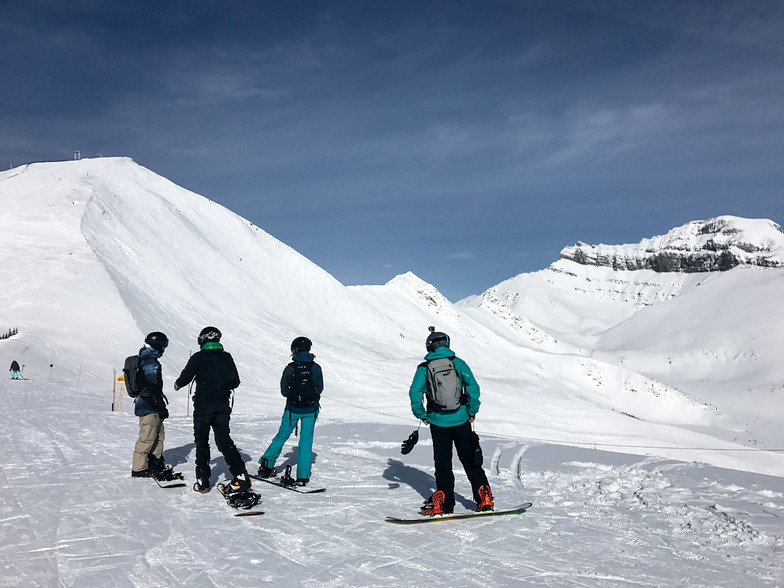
left=386, top=271, right=429, bottom=288
left=386, top=272, right=451, bottom=309
left=560, top=216, right=784, bottom=272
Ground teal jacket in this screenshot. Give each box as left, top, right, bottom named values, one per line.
left=408, top=347, right=480, bottom=427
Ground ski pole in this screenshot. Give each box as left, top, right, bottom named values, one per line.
left=186, top=350, right=193, bottom=417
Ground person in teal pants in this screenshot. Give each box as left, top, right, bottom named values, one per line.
left=257, top=337, right=323, bottom=486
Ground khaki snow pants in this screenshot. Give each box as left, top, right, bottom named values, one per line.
left=132, top=413, right=165, bottom=472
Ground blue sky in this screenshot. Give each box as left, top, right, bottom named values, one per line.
left=3, top=1, right=783, bottom=300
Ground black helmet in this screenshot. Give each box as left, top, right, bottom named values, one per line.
left=426, top=331, right=449, bottom=352
left=291, top=336, right=312, bottom=354
left=198, top=326, right=222, bottom=347
left=145, top=331, right=169, bottom=352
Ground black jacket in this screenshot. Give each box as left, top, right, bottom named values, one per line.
left=175, top=347, right=240, bottom=407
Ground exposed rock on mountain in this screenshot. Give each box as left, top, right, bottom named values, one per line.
left=560, top=216, right=784, bottom=272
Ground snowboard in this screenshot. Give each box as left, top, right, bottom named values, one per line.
left=153, top=474, right=186, bottom=489
left=385, top=502, right=532, bottom=524
left=234, top=510, right=265, bottom=518
left=249, top=473, right=326, bottom=494
left=154, top=479, right=186, bottom=489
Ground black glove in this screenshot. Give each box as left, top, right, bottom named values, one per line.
left=401, top=429, right=419, bottom=455
left=173, top=382, right=181, bottom=391
left=159, top=407, right=169, bottom=420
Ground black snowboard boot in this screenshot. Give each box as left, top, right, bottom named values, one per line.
left=257, top=458, right=277, bottom=479
left=279, top=465, right=296, bottom=486
left=222, top=472, right=251, bottom=494
left=149, top=456, right=183, bottom=482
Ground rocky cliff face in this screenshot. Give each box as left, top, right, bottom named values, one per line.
left=560, top=216, right=784, bottom=272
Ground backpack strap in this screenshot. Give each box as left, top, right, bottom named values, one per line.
left=419, top=360, right=437, bottom=413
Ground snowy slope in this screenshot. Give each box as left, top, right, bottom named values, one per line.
left=1, top=378, right=782, bottom=587
left=1, top=158, right=783, bottom=477
left=1, top=158, right=783, bottom=586
left=0, top=158, right=784, bottom=464
left=1, top=158, right=422, bottom=416
left=458, top=219, right=784, bottom=458
left=591, top=266, right=784, bottom=449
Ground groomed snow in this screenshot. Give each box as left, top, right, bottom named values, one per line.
left=1, top=379, right=782, bottom=586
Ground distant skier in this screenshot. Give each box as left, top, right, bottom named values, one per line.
left=256, top=336, right=323, bottom=486
left=174, top=327, right=251, bottom=495
left=131, top=332, right=178, bottom=480
left=9, top=360, right=20, bottom=380
left=408, top=330, right=494, bottom=515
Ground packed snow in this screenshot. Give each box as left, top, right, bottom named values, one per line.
left=2, top=380, right=782, bottom=586
left=0, top=158, right=782, bottom=586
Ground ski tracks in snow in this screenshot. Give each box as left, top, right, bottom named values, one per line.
left=1, top=380, right=783, bottom=587
left=507, top=443, right=784, bottom=586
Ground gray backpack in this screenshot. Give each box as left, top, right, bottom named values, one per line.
left=423, top=357, right=466, bottom=413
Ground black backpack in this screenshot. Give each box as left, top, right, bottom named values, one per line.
left=287, top=361, right=319, bottom=408
left=196, top=352, right=239, bottom=397
left=123, top=355, right=146, bottom=398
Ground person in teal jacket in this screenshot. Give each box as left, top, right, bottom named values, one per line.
left=409, top=330, right=494, bottom=515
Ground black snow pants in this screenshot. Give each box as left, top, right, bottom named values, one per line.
left=431, top=420, right=489, bottom=512
left=193, top=402, right=246, bottom=482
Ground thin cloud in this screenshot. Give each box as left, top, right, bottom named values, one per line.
left=2, top=1, right=783, bottom=300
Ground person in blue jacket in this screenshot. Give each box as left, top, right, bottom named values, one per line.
left=409, top=330, right=493, bottom=515
left=131, top=331, right=175, bottom=480
left=256, top=336, right=323, bottom=486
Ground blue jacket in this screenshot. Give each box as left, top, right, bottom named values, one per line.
left=134, top=346, right=165, bottom=417
left=281, top=351, right=323, bottom=415
left=408, top=347, right=480, bottom=427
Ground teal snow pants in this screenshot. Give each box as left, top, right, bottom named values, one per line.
left=259, top=409, right=318, bottom=480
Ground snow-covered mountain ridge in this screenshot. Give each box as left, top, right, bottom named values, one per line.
left=2, top=157, right=783, bottom=586
left=1, top=157, right=783, bottom=479
left=560, top=216, right=784, bottom=272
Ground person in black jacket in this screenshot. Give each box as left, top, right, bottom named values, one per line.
left=9, top=360, right=20, bottom=379
left=174, top=326, right=251, bottom=494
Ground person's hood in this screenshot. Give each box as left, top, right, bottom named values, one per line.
left=424, top=346, right=455, bottom=361
left=139, top=345, right=162, bottom=359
